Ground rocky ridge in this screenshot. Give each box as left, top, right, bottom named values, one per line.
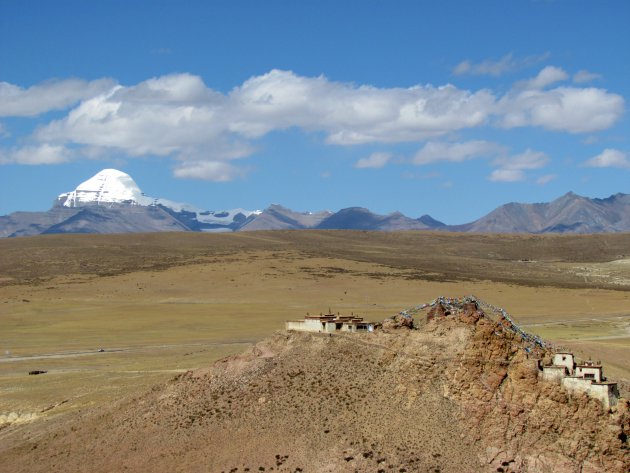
left=0, top=298, right=627, bottom=472
left=3, top=168, right=630, bottom=236
left=452, top=192, right=630, bottom=233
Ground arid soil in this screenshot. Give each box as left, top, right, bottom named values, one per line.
left=2, top=230, right=630, bottom=289
left=1, top=231, right=629, bottom=472
left=1, top=306, right=628, bottom=473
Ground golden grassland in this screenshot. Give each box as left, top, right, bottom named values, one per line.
left=1, top=230, right=630, bottom=425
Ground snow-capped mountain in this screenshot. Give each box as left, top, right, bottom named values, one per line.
left=52, top=169, right=261, bottom=232
left=5, top=167, right=628, bottom=238
left=56, top=169, right=154, bottom=208
left=0, top=169, right=262, bottom=237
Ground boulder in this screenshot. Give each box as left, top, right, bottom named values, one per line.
left=427, top=303, right=449, bottom=320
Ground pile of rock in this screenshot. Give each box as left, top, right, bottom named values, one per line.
left=382, top=313, right=414, bottom=330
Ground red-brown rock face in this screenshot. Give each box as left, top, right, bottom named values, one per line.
left=435, top=312, right=629, bottom=473
left=0, top=305, right=627, bottom=472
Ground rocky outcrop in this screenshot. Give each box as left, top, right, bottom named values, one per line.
left=433, top=308, right=629, bottom=472
left=427, top=301, right=450, bottom=320
left=382, top=313, right=414, bottom=330
left=449, top=191, right=630, bottom=234
left=0, top=301, right=627, bottom=472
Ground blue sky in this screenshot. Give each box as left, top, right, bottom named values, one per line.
left=1, top=0, right=629, bottom=223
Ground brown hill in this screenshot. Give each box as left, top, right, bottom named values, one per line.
left=3, top=230, right=630, bottom=290
left=1, top=301, right=628, bottom=473
left=239, top=204, right=333, bottom=231
left=316, top=207, right=436, bottom=231
left=451, top=192, right=630, bottom=234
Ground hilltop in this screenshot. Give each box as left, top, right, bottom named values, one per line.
left=1, top=300, right=627, bottom=473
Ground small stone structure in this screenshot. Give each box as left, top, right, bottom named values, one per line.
left=576, top=360, right=603, bottom=382
left=552, top=352, right=575, bottom=374
left=540, top=353, right=619, bottom=409
left=286, top=312, right=375, bottom=333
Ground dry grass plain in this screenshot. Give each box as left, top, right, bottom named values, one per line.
left=1, top=230, right=630, bottom=429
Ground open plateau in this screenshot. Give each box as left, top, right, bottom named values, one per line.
left=0, top=230, right=629, bottom=472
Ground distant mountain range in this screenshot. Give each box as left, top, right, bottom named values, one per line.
left=450, top=192, right=630, bottom=234
left=1, top=168, right=630, bottom=237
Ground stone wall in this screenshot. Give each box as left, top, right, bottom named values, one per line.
left=552, top=353, right=575, bottom=374
left=542, top=365, right=566, bottom=382
left=561, top=377, right=619, bottom=409
left=576, top=365, right=603, bottom=382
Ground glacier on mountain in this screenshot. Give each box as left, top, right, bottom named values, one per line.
left=55, top=168, right=260, bottom=228
left=57, top=169, right=154, bottom=207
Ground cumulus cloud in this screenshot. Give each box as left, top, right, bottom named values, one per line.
left=26, top=71, right=498, bottom=180
left=493, top=149, right=549, bottom=170
left=519, top=66, right=568, bottom=90
left=0, top=78, right=116, bottom=117
left=355, top=152, right=392, bottom=169
left=2, top=68, right=626, bottom=179
left=453, top=52, right=550, bottom=76
left=231, top=70, right=495, bottom=144
left=497, top=85, right=624, bottom=133
left=584, top=148, right=630, bottom=168
left=0, top=144, right=72, bottom=165
left=32, top=70, right=497, bottom=159
left=489, top=149, right=549, bottom=182
left=412, top=140, right=504, bottom=165
left=412, top=140, right=549, bottom=184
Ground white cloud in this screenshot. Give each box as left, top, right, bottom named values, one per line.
left=27, top=71, right=498, bottom=180
left=0, top=144, right=71, bottom=165
left=536, top=174, right=557, bottom=185
left=583, top=148, right=630, bottom=169
left=489, top=149, right=549, bottom=182
left=355, top=152, right=392, bottom=169
left=412, top=140, right=504, bottom=165
left=453, top=52, right=550, bottom=76
left=573, top=70, right=602, bottom=84
left=497, top=85, right=624, bottom=133
left=493, top=149, right=549, bottom=171
left=32, top=70, right=497, bottom=160
left=412, top=141, right=549, bottom=184
left=489, top=169, right=525, bottom=182
left=519, top=66, right=568, bottom=90
left=0, top=78, right=116, bottom=117
left=231, top=70, right=495, bottom=144
left=2, top=68, right=625, bottom=180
